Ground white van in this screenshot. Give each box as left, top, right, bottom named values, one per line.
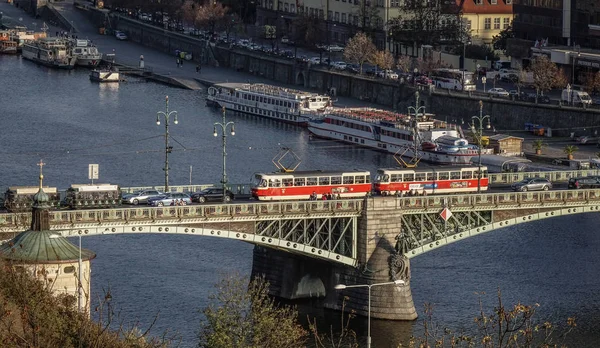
left=561, top=89, right=592, bottom=105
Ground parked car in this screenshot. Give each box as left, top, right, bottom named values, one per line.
left=511, top=178, right=552, bottom=192
left=114, top=30, right=128, bottom=40
left=377, top=70, right=398, bottom=79
left=523, top=93, right=551, bottom=104
left=488, top=87, right=510, bottom=97
left=332, top=61, right=347, bottom=70
left=500, top=73, right=518, bottom=82
left=191, top=187, right=234, bottom=203
left=122, top=189, right=163, bottom=205
left=568, top=176, right=600, bottom=189
left=365, top=67, right=378, bottom=76
left=509, top=90, right=520, bottom=99
left=415, top=75, right=433, bottom=85
left=326, top=45, right=345, bottom=52
left=345, top=64, right=359, bottom=74
left=147, top=192, right=192, bottom=206
left=309, top=57, right=321, bottom=65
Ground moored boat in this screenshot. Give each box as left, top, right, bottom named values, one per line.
left=206, top=82, right=332, bottom=126
left=89, top=69, right=121, bottom=82
left=307, top=95, right=479, bottom=165
left=21, top=37, right=77, bottom=69
left=70, top=39, right=102, bottom=67
left=0, top=31, right=17, bottom=54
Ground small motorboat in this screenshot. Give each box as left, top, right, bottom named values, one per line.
left=89, top=68, right=122, bottom=83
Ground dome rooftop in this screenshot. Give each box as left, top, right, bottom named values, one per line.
left=0, top=230, right=96, bottom=263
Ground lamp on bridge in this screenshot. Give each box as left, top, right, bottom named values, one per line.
left=213, top=107, right=235, bottom=203
left=470, top=100, right=491, bottom=193
left=156, top=96, right=178, bottom=192
left=334, top=279, right=405, bottom=348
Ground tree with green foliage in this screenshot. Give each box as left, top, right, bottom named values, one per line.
left=492, top=26, right=515, bottom=53
left=198, top=274, right=308, bottom=348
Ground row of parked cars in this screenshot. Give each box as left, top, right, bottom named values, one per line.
left=510, top=176, right=600, bottom=192
left=121, top=188, right=236, bottom=206
left=487, top=88, right=552, bottom=104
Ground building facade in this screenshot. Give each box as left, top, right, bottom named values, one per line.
left=459, top=0, right=513, bottom=46
left=512, top=0, right=600, bottom=49
left=255, top=0, right=405, bottom=50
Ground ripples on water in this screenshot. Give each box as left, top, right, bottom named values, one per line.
left=1, top=55, right=599, bottom=347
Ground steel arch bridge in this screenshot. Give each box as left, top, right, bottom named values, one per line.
left=1, top=189, right=600, bottom=265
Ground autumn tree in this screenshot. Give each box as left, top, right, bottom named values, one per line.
left=530, top=56, right=565, bottom=99
left=582, top=71, right=600, bottom=94
left=182, top=0, right=227, bottom=34
left=343, top=32, right=376, bottom=74
left=371, top=50, right=395, bottom=77
left=198, top=274, right=308, bottom=348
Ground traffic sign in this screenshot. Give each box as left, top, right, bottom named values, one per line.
left=440, top=208, right=452, bottom=221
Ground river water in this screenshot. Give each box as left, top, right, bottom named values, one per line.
left=1, top=55, right=599, bottom=347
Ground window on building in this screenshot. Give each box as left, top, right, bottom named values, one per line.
left=467, top=19, right=472, bottom=30
left=494, top=17, right=500, bottom=29
left=298, top=5, right=304, bottom=13
left=391, top=0, right=399, bottom=5
left=328, top=10, right=333, bottom=19
left=342, top=13, right=346, bottom=23
left=484, top=18, right=491, bottom=29
left=503, top=17, right=510, bottom=28
left=278, top=1, right=282, bottom=10
left=505, top=0, right=512, bottom=3
left=335, top=12, right=339, bottom=22
left=290, top=4, right=295, bottom=12
left=475, top=0, right=482, bottom=4
left=491, top=0, right=497, bottom=4
left=268, top=0, right=273, bottom=9
left=309, top=8, right=314, bottom=16
left=284, top=3, right=289, bottom=11
left=319, top=9, right=324, bottom=18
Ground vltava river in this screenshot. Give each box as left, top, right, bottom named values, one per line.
left=1, top=55, right=599, bottom=347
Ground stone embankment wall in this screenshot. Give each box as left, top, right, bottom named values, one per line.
left=83, top=11, right=599, bottom=136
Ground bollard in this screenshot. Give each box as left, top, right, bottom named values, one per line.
left=139, top=54, right=144, bottom=69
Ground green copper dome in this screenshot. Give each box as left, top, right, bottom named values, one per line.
left=0, top=230, right=96, bottom=264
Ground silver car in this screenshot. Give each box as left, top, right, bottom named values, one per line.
left=122, top=189, right=163, bottom=205
left=511, top=178, right=552, bottom=192
left=147, top=192, right=192, bottom=206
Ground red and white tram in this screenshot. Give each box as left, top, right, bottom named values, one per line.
left=251, top=170, right=372, bottom=201
left=374, top=166, right=489, bottom=195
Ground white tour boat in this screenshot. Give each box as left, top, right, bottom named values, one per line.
left=70, top=39, right=102, bottom=67
left=206, top=83, right=332, bottom=126
left=308, top=95, right=479, bottom=165
left=21, top=37, right=77, bottom=69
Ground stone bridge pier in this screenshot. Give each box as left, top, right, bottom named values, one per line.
left=251, top=198, right=418, bottom=320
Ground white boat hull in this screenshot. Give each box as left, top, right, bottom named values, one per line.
left=308, top=123, right=474, bottom=165
left=207, top=97, right=312, bottom=126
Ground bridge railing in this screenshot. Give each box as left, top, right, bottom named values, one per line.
left=488, top=169, right=600, bottom=185
left=0, top=200, right=364, bottom=228
left=385, top=188, right=600, bottom=211
left=120, top=183, right=253, bottom=194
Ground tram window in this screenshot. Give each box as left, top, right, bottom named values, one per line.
left=294, top=178, right=305, bottom=186
left=438, top=172, right=449, bottom=180
left=306, top=177, right=318, bottom=186
left=415, top=173, right=426, bottom=181
left=450, top=171, right=461, bottom=180
left=391, top=174, right=401, bottom=182
left=378, top=174, right=390, bottom=183
left=343, top=176, right=354, bottom=184
left=282, top=178, right=293, bottom=186
left=426, top=173, right=434, bottom=180
left=482, top=170, right=488, bottom=178
left=404, top=174, right=414, bottom=182
left=355, top=176, right=365, bottom=184
left=331, top=176, right=342, bottom=185
left=269, top=179, right=281, bottom=187
left=366, top=175, right=371, bottom=183
left=462, top=171, right=473, bottom=179
left=319, top=177, right=330, bottom=185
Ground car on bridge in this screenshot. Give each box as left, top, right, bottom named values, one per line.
left=122, top=189, right=163, bottom=205
left=147, top=192, right=192, bottom=206
left=114, top=30, right=128, bottom=40
left=191, top=187, right=234, bottom=203
left=568, top=176, right=600, bottom=189
left=511, top=178, right=552, bottom=192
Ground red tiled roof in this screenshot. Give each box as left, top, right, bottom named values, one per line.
left=457, top=0, right=513, bottom=15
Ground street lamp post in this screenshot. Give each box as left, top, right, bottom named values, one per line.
left=213, top=107, right=235, bottom=203
left=334, top=279, right=405, bottom=348
left=156, top=96, right=178, bottom=192
left=471, top=100, right=491, bottom=193
left=571, top=50, right=581, bottom=85
left=78, top=231, right=82, bottom=312
left=413, top=68, right=418, bottom=85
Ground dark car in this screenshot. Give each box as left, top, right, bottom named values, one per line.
left=511, top=178, right=552, bottom=192
left=568, top=176, right=600, bottom=189
left=345, top=64, right=359, bottom=74
left=191, top=187, right=234, bottom=203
